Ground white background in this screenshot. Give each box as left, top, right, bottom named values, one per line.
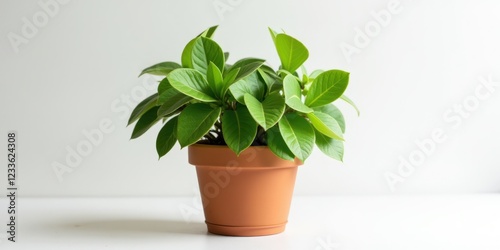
left=1, top=0, right=499, bottom=197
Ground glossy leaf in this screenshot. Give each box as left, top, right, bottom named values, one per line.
left=278, top=113, right=315, bottom=161
left=139, top=62, right=181, bottom=77
left=267, top=126, right=295, bottom=160
left=283, top=74, right=313, bottom=113
left=177, top=103, right=221, bottom=147
left=305, top=70, right=349, bottom=107
left=301, top=65, right=309, bottom=83
left=268, top=27, right=278, bottom=43
left=222, top=106, right=257, bottom=155
left=244, top=92, right=285, bottom=130
left=220, top=67, right=240, bottom=97
left=191, top=37, right=225, bottom=75
left=258, top=64, right=282, bottom=92
left=157, top=78, right=191, bottom=107
left=128, top=93, right=158, bottom=126
left=315, top=128, right=344, bottom=161
left=198, top=25, right=218, bottom=38
left=307, top=111, right=344, bottom=140
left=157, top=93, right=192, bottom=117
left=340, top=95, right=360, bottom=116
left=288, top=97, right=313, bottom=113
left=181, top=38, right=197, bottom=68
left=283, top=74, right=301, bottom=97
left=228, top=58, right=265, bottom=83
left=277, top=69, right=295, bottom=77
left=258, top=66, right=278, bottom=87
left=207, top=62, right=224, bottom=98
left=274, top=33, right=309, bottom=73
left=131, top=106, right=161, bottom=139
left=229, top=72, right=266, bottom=104
left=158, top=77, right=172, bottom=95
left=182, top=26, right=219, bottom=68
left=313, top=104, right=345, bottom=133
left=167, top=68, right=217, bottom=102
left=156, top=116, right=178, bottom=158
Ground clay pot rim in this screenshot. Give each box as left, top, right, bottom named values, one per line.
left=188, top=144, right=302, bottom=168
left=190, top=144, right=269, bottom=148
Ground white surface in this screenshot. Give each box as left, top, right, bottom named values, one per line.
left=1, top=195, right=500, bottom=249
left=1, top=0, right=500, bottom=196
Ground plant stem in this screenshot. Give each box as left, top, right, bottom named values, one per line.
left=215, top=120, right=222, bottom=130
left=205, top=132, right=217, bottom=143
left=255, top=127, right=267, bottom=145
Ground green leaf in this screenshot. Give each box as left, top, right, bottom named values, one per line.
left=224, top=52, right=229, bottom=61
left=287, top=97, right=313, bottom=113
left=158, top=77, right=171, bottom=95
left=340, top=95, right=360, bottom=116
left=156, top=116, right=178, bottom=159
left=157, top=78, right=190, bottom=106
left=131, top=106, right=161, bottom=139
left=157, top=93, right=192, bottom=117
left=177, top=103, right=221, bottom=147
left=191, top=37, right=225, bottom=75
left=268, top=27, right=278, bottom=43
left=258, top=66, right=277, bottom=86
left=259, top=64, right=278, bottom=76
left=207, top=62, right=224, bottom=98
left=274, top=33, right=309, bottom=73
left=305, top=70, right=350, bottom=107
left=258, top=65, right=282, bottom=93
left=277, top=69, right=295, bottom=77
left=157, top=78, right=193, bottom=117
left=244, top=92, right=285, bottom=130
left=128, top=93, right=158, bottom=126
left=222, top=106, right=257, bottom=155
left=229, top=72, right=266, bottom=104
left=278, top=113, right=315, bottom=161
left=228, top=58, right=265, bottom=83
left=198, top=25, right=218, bottom=38
left=307, top=111, right=344, bottom=140
left=182, top=26, right=219, bottom=68
left=181, top=38, right=197, bottom=68
left=313, top=104, right=345, bottom=133
left=267, top=126, right=295, bottom=160
left=167, top=68, right=217, bottom=102
left=139, top=62, right=181, bottom=77
left=283, top=74, right=313, bottom=113
left=301, top=65, right=309, bottom=83
left=314, top=128, right=344, bottom=161
left=220, top=67, right=240, bottom=97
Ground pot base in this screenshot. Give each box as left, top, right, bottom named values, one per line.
left=189, top=145, right=301, bottom=237
left=206, top=221, right=287, bottom=236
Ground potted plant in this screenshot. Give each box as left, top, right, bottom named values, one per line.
left=129, top=26, right=358, bottom=236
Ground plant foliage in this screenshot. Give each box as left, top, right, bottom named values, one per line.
left=130, top=26, right=358, bottom=161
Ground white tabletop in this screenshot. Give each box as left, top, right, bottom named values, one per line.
left=1, top=195, right=499, bottom=250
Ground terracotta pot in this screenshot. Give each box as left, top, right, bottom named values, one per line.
left=188, top=144, right=302, bottom=236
